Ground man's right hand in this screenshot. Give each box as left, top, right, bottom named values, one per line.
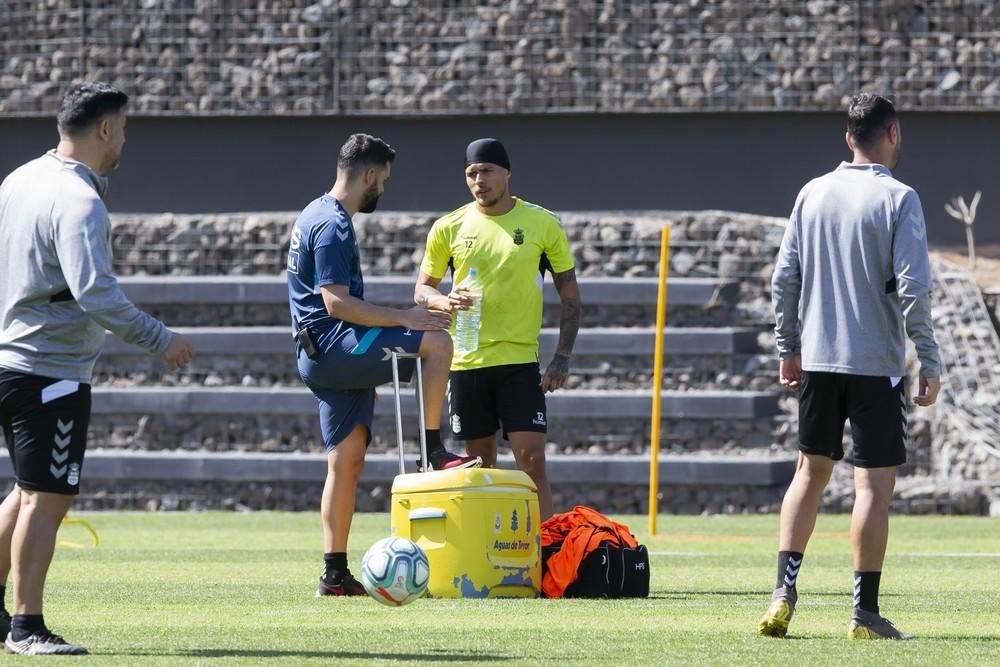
left=160, top=332, right=194, bottom=370
left=913, top=375, right=941, bottom=407
left=401, top=305, right=452, bottom=331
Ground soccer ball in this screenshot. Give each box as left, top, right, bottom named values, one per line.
left=360, top=537, right=430, bottom=606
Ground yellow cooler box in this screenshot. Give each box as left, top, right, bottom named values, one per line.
left=390, top=467, right=541, bottom=598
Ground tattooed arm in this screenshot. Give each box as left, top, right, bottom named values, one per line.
left=541, top=267, right=581, bottom=392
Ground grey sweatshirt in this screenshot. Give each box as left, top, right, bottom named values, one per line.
left=0, top=151, right=171, bottom=383
left=772, top=161, right=941, bottom=378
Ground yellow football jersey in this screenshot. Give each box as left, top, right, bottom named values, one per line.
left=420, top=198, right=575, bottom=371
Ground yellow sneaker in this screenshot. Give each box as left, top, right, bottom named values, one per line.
left=757, top=586, right=797, bottom=638
left=847, top=609, right=914, bottom=640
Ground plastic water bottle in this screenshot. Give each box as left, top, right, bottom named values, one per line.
left=454, top=268, right=482, bottom=354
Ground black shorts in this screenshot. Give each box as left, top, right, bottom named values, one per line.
left=798, top=371, right=907, bottom=469
left=0, top=370, right=91, bottom=495
left=448, top=363, right=547, bottom=441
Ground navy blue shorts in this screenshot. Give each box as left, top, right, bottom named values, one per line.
left=298, top=325, right=423, bottom=451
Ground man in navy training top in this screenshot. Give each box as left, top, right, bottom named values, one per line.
left=287, top=133, right=480, bottom=597
left=759, top=94, right=941, bottom=640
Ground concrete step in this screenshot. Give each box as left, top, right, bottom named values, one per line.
left=103, top=325, right=762, bottom=357
left=118, top=275, right=738, bottom=307
left=90, top=387, right=781, bottom=420
left=0, top=450, right=795, bottom=487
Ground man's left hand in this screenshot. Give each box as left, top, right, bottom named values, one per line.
left=541, top=354, right=570, bottom=393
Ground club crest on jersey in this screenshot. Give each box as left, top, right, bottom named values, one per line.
left=512, top=228, right=524, bottom=245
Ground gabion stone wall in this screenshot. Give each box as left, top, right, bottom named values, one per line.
left=1, top=1, right=998, bottom=115
left=108, top=209, right=785, bottom=279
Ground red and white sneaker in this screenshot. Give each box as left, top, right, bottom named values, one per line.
left=315, top=571, right=367, bottom=597
left=418, top=450, right=483, bottom=472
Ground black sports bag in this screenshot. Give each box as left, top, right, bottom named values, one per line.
left=543, top=542, right=650, bottom=599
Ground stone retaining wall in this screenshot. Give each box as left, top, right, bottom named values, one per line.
left=926, top=260, right=1000, bottom=494
left=85, top=413, right=789, bottom=458
left=5, top=479, right=789, bottom=515
left=130, top=302, right=755, bottom=329
left=93, top=352, right=778, bottom=392
left=3, top=3, right=997, bottom=115
left=5, top=474, right=986, bottom=516
left=105, top=210, right=786, bottom=280
left=6, top=209, right=997, bottom=513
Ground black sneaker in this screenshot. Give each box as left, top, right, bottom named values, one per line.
left=0, top=610, right=9, bottom=645
left=315, top=570, right=367, bottom=597
left=417, top=450, right=483, bottom=472
left=4, top=628, right=88, bottom=655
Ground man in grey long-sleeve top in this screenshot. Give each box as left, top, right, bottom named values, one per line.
left=758, top=94, right=941, bottom=641
left=0, top=82, right=193, bottom=655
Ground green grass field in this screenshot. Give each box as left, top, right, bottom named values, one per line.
left=19, top=512, right=1000, bottom=665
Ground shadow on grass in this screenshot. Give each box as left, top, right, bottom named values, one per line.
left=115, top=649, right=515, bottom=661
left=664, top=590, right=899, bottom=598
left=646, top=594, right=694, bottom=600
left=764, top=634, right=1000, bottom=642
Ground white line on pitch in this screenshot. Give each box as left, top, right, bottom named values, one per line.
left=649, top=551, right=725, bottom=557
left=648, top=551, right=1000, bottom=558
left=895, top=552, right=1000, bottom=558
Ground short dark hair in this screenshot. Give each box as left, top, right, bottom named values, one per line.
left=57, top=82, right=128, bottom=137
left=847, top=93, right=897, bottom=149
left=337, top=133, right=396, bottom=175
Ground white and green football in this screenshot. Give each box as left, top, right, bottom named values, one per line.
left=360, top=537, right=430, bottom=606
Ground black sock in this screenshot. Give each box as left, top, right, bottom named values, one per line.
left=776, top=550, right=804, bottom=590
left=323, top=552, right=348, bottom=581
left=10, top=614, right=44, bottom=642
left=854, top=571, right=881, bottom=614
left=425, top=429, right=443, bottom=454
left=0, top=585, right=6, bottom=614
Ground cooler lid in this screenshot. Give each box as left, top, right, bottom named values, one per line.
left=392, top=467, right=537, bottom=495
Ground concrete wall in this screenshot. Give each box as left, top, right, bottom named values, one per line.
left=1, top=112, right=995, bottom=245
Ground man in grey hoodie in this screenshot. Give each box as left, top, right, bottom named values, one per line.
left=758, top=93, right=940, bottom=641
left=0, top=82, right=194, bottom=655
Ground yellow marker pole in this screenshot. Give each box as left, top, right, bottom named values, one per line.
left=649, top=225, right=671, bottom=536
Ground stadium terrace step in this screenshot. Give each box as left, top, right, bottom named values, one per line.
left=102, top=326, right=762, bottom=357
left=0, top=450, right=795, bottom=487
left=117, top=275, right=738, bottom=308
left=90, top=387, right=780, bottom=420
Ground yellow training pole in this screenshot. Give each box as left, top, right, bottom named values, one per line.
left=649, top=225, right=671, bottom=536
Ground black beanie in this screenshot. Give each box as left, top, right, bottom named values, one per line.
left=465, top=138, right=510, bottom=171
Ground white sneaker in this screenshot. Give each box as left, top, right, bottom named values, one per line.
left=4, top=630, right=88, bottom=655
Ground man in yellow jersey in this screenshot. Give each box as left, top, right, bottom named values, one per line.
left=414, top=138, right=581, bottom=519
